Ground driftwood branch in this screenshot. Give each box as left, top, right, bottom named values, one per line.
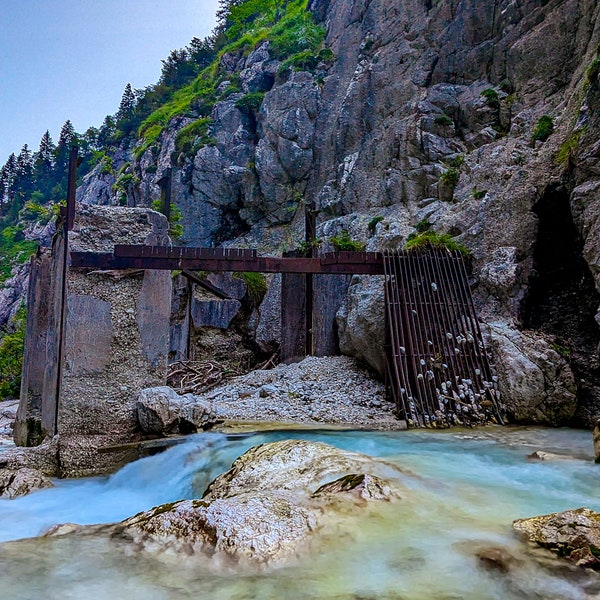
left=167, top=360, right=236, bottom=395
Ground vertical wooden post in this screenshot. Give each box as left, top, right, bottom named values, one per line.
left=304, top=201, right=316, bottom=355
left=55, top=146, right=79, bottom=434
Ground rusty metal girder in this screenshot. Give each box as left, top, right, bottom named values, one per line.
left=70, top=246, right=384, bottom=275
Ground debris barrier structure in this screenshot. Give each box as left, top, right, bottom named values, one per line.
left=15, top=153, right=504, bottom=467
left=383, top=249, right=504, bottom=428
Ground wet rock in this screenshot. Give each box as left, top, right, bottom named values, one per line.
left=115, top=440, right=406, bottom=565
left=594, top=420, right=600, bottom=463
left=475, top=546, right=518, bottom=574
left=0, top=467, right=54, bottom=499
left=119, top=495, right=317, bottom=565
left=203, top=439, right=406, bottom=501
left=136, top=386, right=214, bottom=436
left=312, top=473, right=400, bottom=503
left=527, top=450, right=574, bottom=461
left=513, top=508, right=600, bottom=570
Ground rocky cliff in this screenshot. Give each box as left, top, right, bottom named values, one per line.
left=73, top=0, right=600, bottom=425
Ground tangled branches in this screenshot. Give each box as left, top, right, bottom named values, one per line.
left=167, top=360, right=235, bottom=395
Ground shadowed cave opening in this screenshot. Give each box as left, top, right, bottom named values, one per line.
left=522, top=184, right=600, bottom=424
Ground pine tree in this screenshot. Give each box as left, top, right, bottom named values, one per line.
left=34, top=131, right=56, bottom=197
left=116, top=84, right=137, bottom=123
left=160, top=49, right=197, bottom=88
left=55, top=120, right=78, bottom=175
left=188, top=37, right=217, bottom=69
left=14, top=145, right=34, bottom=207
left=215, top=0, right=246, bottom=27
left=98, top=115, right=116, bottom=148
left=57, top=120, right=76, bottom=150
left=0, top=154, right=17, bottom=215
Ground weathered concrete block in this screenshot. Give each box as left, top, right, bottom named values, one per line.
left=191, top=298, right=242, bottom=329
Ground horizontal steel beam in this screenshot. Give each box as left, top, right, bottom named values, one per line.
left=70, top=249, right=385, bottom=275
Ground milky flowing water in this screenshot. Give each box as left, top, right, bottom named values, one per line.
left=0, top=427, right=599, bottom=599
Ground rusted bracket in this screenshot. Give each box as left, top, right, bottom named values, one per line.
left=181, top=269, right=232, bottom=300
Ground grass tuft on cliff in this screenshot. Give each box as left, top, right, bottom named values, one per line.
left=405, top=230, right=469, bottom=256
left=136, top=0, right=325, bottom=153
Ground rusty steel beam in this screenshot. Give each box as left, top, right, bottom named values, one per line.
left=70, top=248, right=384, bottom=275
left=181, top=269, right=231, bottom=300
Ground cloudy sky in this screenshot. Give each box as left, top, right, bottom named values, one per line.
left=0, top=0, right=220, bottom=162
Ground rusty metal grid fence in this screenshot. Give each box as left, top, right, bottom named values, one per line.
left=383, top=249, right=504, bottom=428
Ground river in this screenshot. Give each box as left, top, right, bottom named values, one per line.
left=0, top=427, right=599, bottom=599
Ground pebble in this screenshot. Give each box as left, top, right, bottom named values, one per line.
left=196, top=356, right=402, bottom=429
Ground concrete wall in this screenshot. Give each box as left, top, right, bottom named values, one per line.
left=15, top=205, right=173, bottom=476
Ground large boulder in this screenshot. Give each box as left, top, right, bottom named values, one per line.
left=0, top=467, right=53, bottom=499
left=47, top=440, right=406, bottom=567
left=136, top=387, right=215, bottom=435
left=336, top=275, right=386, bottom=375
left=202, top=439, right=405, bottom=501
left=513, top=508, right=600, bottom=570
left=486, top=321, right=577, bottom=425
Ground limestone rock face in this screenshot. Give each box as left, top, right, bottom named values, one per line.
left=136, top=386, right=214, bottom=435
left=514, top=508, right=600, bottom=569
left=487, top=321, right=577, bottom=425
left=0, top=264, right=29, bottom=329
left=0, top=467, right=53, bottom=499
left=21, top=0, right=600, bottom=425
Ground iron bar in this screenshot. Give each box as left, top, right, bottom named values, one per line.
left=383, top=249, right=502, bottom=428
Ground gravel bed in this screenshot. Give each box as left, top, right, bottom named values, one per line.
left=202, top=356, right=404, bottom=429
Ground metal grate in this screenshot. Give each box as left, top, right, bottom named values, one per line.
left=383, top=249, right=504, bottom=428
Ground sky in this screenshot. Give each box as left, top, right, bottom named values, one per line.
left=0, top=0, right=220, bottom=162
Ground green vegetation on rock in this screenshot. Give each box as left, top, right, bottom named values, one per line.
left=233, top=271, right=268, bottom=305
left=367, top=216, right=384, bottom=235
left=0, top=304, right=26, bottom=399
left=555, top=130, right=583, bottom=165
left=136, top=0, right=326, bottom=153
left=175, top=118, right=216, bottom=155
left=405, top=230, right=469, bottom=256
left=480, top=88, right=500, bottom=109
left=434, top=114, right=453, bottom=127
left=328, top=230, right=366, bottom=252
left=0, top=227, right=37, bottom=284
left=235, top=92, right=266, bottom=114
left=531, top=115, right=554, bottom=144
left=440, top=167, right=460, bottom=187
left=151, top=200, right=183, bottom=240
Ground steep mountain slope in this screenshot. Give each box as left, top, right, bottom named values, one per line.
left=15, top=0, right=600, bottom=424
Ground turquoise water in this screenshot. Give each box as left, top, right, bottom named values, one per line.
left=0, top=427, right=599, bottom=599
